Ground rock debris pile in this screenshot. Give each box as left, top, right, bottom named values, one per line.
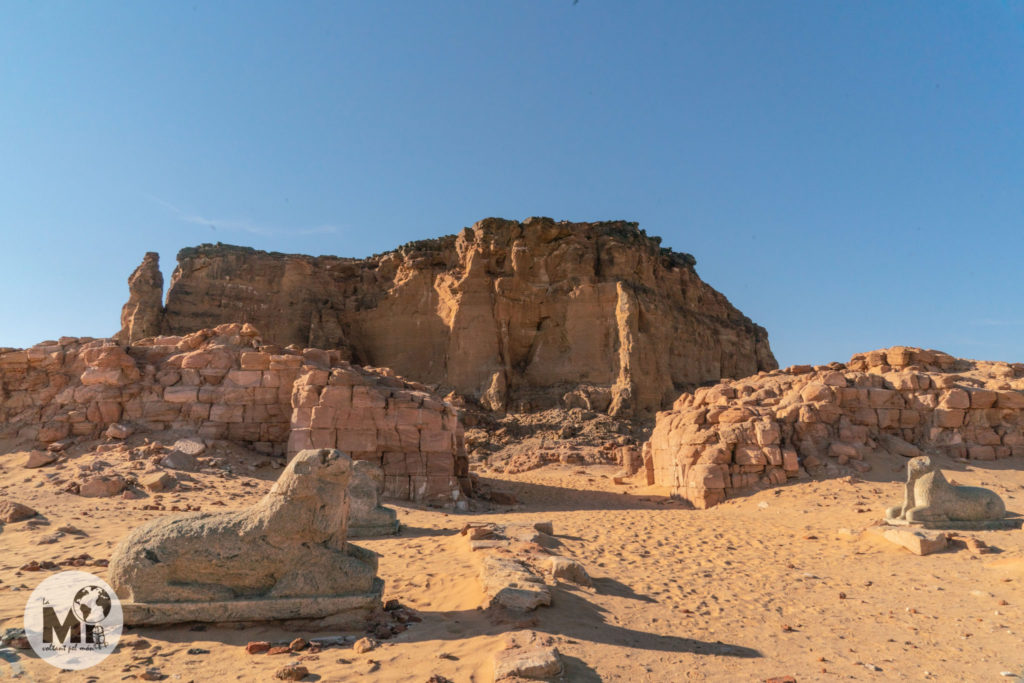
left=0, top=323, right=467, bottom=503
left=647, top=346, right=1024, bottom=507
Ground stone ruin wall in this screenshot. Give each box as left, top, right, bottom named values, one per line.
left=118, top=217, right=777, bottom=417
left=646, top=346, right=1024, bottom=508
left=288, top=369, right=464, bottom=502
left=0, top=323, right=467, bottom=503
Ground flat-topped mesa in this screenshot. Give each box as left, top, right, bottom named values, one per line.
left=645, top=346, right=1024, bottom=508
left=117, top=217, right=777, bottom=417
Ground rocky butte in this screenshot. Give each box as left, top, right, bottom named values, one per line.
left=117, top=217, right=777, bottom=417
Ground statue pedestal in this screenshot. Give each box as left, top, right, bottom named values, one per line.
left=883, top=515, right=1022, bottom=531
left=122, top=578, right=383, bottom=627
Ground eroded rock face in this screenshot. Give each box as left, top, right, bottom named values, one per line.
left=646, top=346, right=1024, bottom=508
left=109, top=449, right=380, bottom=623
left=117, top=252, right=164, bottom=344
left=117, top=218, right=776, bottom=416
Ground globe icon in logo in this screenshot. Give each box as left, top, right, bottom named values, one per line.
left=71, top=585, right=113, bottom=625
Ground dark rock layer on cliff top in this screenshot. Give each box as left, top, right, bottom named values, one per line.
left=117, top=216, right=776, bottom=416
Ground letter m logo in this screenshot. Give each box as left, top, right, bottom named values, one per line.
left=42, top=606, right=78, bottom=644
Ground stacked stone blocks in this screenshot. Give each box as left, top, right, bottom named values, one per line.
left=646, top=346, right=1024, bottom=508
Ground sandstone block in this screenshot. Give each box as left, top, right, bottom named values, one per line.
left=419, top=430, right=453, bottom=452
left=829, top=442, right=859, bottom=460
left=883, top=528, right=947, bottom=556
left=268, top=354, right=303, bottom=370
left=800, top=383, right=832, bottom=403
left=210, top=404, right=244, bottom=423
left=938, top=388, right=970, bottom=410
left=228, top=422, right=261, bottom=442
left=310, top=406, right=337, bottom=429
left=734, top=445, right=766, bottom=466
left=320, top=385, right=352, bottom=408
left=967, top=445, right=996, bottom=460
left=142, top=401, right=182, bottom=422
left=0, top=501, right=37, bottom=523
left=80, top=368, right=124, bottom=386
left=104, top=421, right=132, bottom=438
left=996, top=391, right=1024, bottom=410
left=160, top=450, right=198, bottom=471
left=143, top=471, right=177, bottom=493
left=163, top=386, right=198, bottom=404
left=933, top=409, right=965, bottom=428
left=23, top=450, right=57, bottom=468
left=80, top=475, right=126, bottom=498
left=877, top=408, right=901, bottom=429
left=781, top=446, right=799, bottom=472
left=899, top=409, right=921, bottom=428
left=754, top=420, right=780, bottom=446
left=546, top=556, right=591, bottom=587
left=239, top=352, right=270, bottom=370
left=311, top=429, right=336, bottom=449
left=688, top=463, right=727, bottom=490
left=336, top=429, right=378, bottom=453
left=969, top=389, right=997, bottom=409
left=352, top=386, right=386, bottom=410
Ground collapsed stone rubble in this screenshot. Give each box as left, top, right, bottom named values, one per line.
left=646, top=346, right=1024, bottom=508
left=0, top=323, right=467, bottom=503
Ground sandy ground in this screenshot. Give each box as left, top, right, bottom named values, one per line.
left=1, top=445, right=1023, bottom=682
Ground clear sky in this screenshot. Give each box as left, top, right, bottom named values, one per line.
left=1, top=1, right=1022, bottom=368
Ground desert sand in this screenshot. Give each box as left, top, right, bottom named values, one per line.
left=2, top=437, right=1022, bottom=682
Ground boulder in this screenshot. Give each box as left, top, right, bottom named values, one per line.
left=546, top=557, right=592, bottom=587
left=142, top=472, right=177, bottom=493
left=0, top=501, right=38, bottom=523
left=159, top=450, right=198, bottom=472
left=80, top=475, right=126, bottom=498
left=105, top=423, right=133, bottom=439
left=494, top=645, right=562, bottom=681
left=22, top=450, right=57, bottom=468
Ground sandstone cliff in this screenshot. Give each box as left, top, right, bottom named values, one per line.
left=118, top=217, right=777, bottom=416
left=645, top=347, right=1024, bottom=508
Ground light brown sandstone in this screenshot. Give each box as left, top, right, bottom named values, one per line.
left=647, top=347, right=1024, bottom=508
left=0, top=324, right=467, bottom=503
left=116, top=218, right=776, bottom=416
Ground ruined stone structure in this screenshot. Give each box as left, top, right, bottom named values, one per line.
left=109, top=448, right=382, bottom=625
left=117, top=217, right=776, bottom=416
left=0, top=324, right=466, bottom=503
left=646, top=346, right=1024, bottom=508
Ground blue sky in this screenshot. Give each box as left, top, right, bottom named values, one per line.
left=1, top=1, right=1022, bottom=368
